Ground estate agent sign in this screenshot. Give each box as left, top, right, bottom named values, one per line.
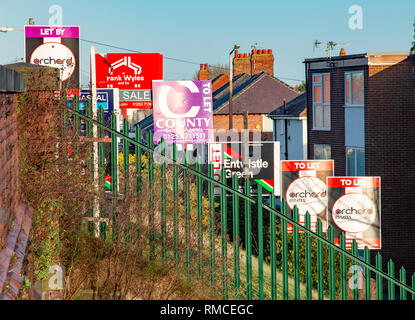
left=281, top=160, right=333, bottom=232
left=327, top=176, right=381, bottom=249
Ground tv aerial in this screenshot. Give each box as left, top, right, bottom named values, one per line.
left=326, top=41, right=349, bottom=59
left=313, top=40, right=322, bottom=57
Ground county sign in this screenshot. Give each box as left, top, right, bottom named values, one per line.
left=25, top=25, right=80, bottom=89
left=281, top=160, right=333, bottom=233
left=152, top=80, right=214, bottom=145
left=208, top=141, right=280, bottom=196
left=327, top=177, right=381, bottom=250
left=95, top=53, right=163, bottom=109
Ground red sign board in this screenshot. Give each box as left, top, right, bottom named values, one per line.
left=327, top=176, right=381, bottom=250
left=95, top=53, right=163, bottom=109
left=281, top=160, right=334, bottom=233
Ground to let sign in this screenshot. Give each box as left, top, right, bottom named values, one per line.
left=327, top=176, right=381, bottom=250
left=95, top=53, right=163, bottom=109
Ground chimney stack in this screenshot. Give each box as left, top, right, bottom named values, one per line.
left=250, top=48, right=274, bottom=76
left=233, top=48, right=275, bottom=77
left=198, top=63, right=210, bottom=80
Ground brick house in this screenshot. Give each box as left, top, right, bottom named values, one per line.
left=304, top=51, right=415, bottom=275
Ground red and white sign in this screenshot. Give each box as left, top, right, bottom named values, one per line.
left=95, top=53, right=163, bottom=110
left=327, top=177, right=381, bottom=250
left=281, top=160, right=334, bottom=233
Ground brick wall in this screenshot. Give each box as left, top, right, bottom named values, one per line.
left=366, top=58, right=415, bottom=274
left=213, top=114, right=273, bottom=140
left=0, top=93, right=20, bottom=244
left=0, top=64, right=59, bottom=299
left=214, top=114, right=263, bottom=131
left=0, top=91, right=33, bottom=299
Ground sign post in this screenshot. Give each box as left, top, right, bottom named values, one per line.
left=90, top=46, right=100, bottom=237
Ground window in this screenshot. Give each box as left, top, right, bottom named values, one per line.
left=314, top=144, right=331, bottom=160
left=312, top=73, right=330, bottom=130
left=345, top=71, right=364, bottom=106
left=346, top=147, right=365, bottom=176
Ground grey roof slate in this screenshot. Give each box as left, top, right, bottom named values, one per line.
left=268, top=92, right=306, bottom=118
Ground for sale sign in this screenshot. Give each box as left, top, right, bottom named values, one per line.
left=327, top=177, right=381, bottom=249
left=95, top=53, right=163, bottom=109
left=281, top=160, right=333, bottom=233
left=25, top=25, right=80, bottom=89
left=79, top=88, right=120, bottom=137
left=208, top=141, right=280, bottom=196
left=152, top=80, right=214, bottom=144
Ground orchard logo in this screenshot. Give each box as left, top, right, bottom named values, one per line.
left=30, top=42, right=76, bottom=81
left=332, top=193, right=376, bottom=233
left=289, top=190, right=327, bottom=198
left=286, top=176, right=327, bottom=215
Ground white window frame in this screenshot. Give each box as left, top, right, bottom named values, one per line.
left=346, top=147, right=365, bottom=176
left=345, top=70, right=364, bottom=107
left=312, top=73, right=331, bottom=130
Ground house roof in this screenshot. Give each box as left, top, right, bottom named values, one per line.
left=268, top=92, right=306, bottom=119
left=213, top=72, right=300, bottom=115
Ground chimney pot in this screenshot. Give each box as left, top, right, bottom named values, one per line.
left=235, top=50, right=239, bottom=57
left=268, top=49, right=272, bottom=54
left=243, top=53, right=247, bottom=58
left=200, top=64, right=203, bottom=70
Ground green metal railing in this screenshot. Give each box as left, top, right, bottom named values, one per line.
left=62, top=94, right=415, bottom=300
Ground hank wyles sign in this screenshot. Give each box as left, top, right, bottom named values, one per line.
left=208, top=141, right=280, bottom=196
left=25, top=26, right=80, bottom=89
left=327, top=177, right=381, bottom=250
left=281, top=160, right=333, bottom=233
left=95, top=53, right=163, bottom=109
left=152, top=80, right=214, bottom=144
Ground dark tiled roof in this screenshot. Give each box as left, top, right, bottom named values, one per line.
left=213, top=73, right=251, bottom=101
left=268, top=92, right=306, bottom=118
left=213, top=72, right=300, bottom=115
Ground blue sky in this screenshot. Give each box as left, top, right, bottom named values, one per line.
left=1, top=0, right=414, bottom=87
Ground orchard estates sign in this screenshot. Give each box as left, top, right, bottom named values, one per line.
left=281, top=160, right=333, bottom=232
left=25, top=25, right=80, bottom=89
left=327, top=176, right=381, bottom=249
